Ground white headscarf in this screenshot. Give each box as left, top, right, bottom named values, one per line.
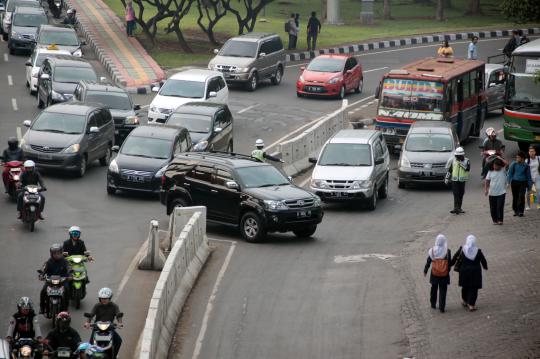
left=428, top=234, right=448, bottom=259
left=462, top=234, right=478, bottom=260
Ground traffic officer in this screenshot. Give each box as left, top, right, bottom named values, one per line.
left=251, top=139, right=283, bottom=163
left=445, top=147, right=470, bottom=214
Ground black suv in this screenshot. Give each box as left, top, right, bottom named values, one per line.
left=73, top=81, right=141, bottom=144
left=160, top=152, right=323, bottom=242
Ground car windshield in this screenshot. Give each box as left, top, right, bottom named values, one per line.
left=405, top=133, right=453, bottom=152
left=505, top=74, right=540, bottom=113
left=54, top=66, right=97, bottom=83
left=159, top=79, right=205, bottom=98
left=120, top=136, right=171, bottom=159
left=13, top=13, right=47, bottom=27
left=7, top=0, right=40, bottom=11
left=318, top=143, right=372, bottom=166
left=219, top=40, right=257, bottom=58
left=39, top=30, right=79, bottom=46
left=85, top=91, right=132, bottom=110
left=167, top=113, right=211, bottom=133
left=306, top=57, right=345, bottom=73
left=236, top=166, right=290, bottom=188
left=31, top=111, right=86, bottom=134
left=380, top=78, right=445, bottom=115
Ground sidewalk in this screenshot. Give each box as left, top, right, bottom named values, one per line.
left=400, top=195, right=540, bottom=357
left=66, top=0, right=165, bottom=93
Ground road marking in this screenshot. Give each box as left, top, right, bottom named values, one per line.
left=4, top=54, right=8, bottom=62
left=237, top=103, right=260, bottom=114
left=116, top=237, right=149, bottom=298
left=497, top=128, right=503, bottom=134
left=140, top=104, right=149, bottom=109
left=7, top=75, right=13, bottom=86
left=16, top=127, right=22, bottom=141
left=299, top=176, right=311, bottom=188
left=334, top=253, right=397, bottom=263
left=363, top=66, right=388, bottom=73
left=192, top=240, right=237, bottom=359
left=11, top=98, right=18, bottom=111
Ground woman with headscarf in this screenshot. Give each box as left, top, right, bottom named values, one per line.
left=423, top=234, right=452, bottom=313
left=451, top=235, right=488, bottom=312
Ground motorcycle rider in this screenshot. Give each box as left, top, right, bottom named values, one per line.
left=17, top=160, right=46, bottom=220
left=251, top=139, right=284, bottom=163
left=480, top=127, right=505, bottom=178
left=39, top=244, right=72, bottom=314
left=84, top=288, right=123, bottom=359
left=43, top=312, right=81, bottom=355
left=1, top=137, right=24, bottom=192
left=6, top=297, right=42, bottom=346
left=63, top=225, right=92, bottom=283
left=63, top=8, right=76, bottom=26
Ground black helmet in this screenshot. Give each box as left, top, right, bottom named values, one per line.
left=50, top=243, right=63, bottom=255
left=8, top=137, right=18, bottom=150
left=56, top=311, right=71, bottom=332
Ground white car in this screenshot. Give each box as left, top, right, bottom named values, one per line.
left=25, top=46, right=72, bottom=94
left=148, top=69, right=228, bottom=123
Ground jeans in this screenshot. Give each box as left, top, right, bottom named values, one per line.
left=462, top=287, right=479, bottom=306
left=288, top=34, right=297, bottom=49
left=489, top=194, right=505, bottom=222
left=526, top=177, right=540, bottom=207
left=90, top=329, right=122, bottom=358
left=511, top=180, right=528, bottom=214
left=126, top=20, right=135, bottom=36
left=430, top=283, right=447, bottom=311
left=307, top=32, right=318, bottom=50
left=452, top=181, right=466, bottom=210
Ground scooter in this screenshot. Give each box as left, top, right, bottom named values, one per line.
left=1, top=160, right=23, bottom=199
left=20, top=185, right=44, bottom=232
left=38, top=271, right=68, bottom=328
left=51, top=0, right=62, bottom=19
left=10, top=337, right=43, bottom=358
left=43, top=344, right=75, bottom=359
left=84, top=313, right=123, bottom=359
left=64, top=252, right=91, bottom=309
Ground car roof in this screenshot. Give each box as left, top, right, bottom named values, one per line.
left=39, top=24, right=76, bottom=33
left=484, top=63, right=504, bottom=72
left=43, top=102, right=100, bottom=115
left=173, top=152, right=266, bottom=168
left=79, top=81, right=127, bottom=94
left=169, top=69, right=222, bottom=81
left=314, top=54, right=350, bottom=60
left=328, top=129, right=378, bottom=144
left=172, top=102, right=226, bottom=116
left=409, top=121, right=453, bottom=133
left=129, top=125, right=183, bottom=140
left=13, top=6, right=45, bottom=13
left=45, top=56, right=92, bottom=68
left=230, top=32, right=276, bottom=42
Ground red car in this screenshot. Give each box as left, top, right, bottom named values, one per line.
left=296, top=54, right=363, bottom=99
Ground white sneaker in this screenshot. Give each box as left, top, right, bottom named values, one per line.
left=537, top=204, right=540, bottom=210
left=526, top=206, right=531, bottom=210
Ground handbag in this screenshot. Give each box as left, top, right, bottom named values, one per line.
left=453, top=250, right=463, bottom=272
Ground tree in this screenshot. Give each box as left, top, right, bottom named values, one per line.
left=436, top=0, right=444, bottom=21
left=164, top=0, right=196, bottom=52
left=534, top=69, right=540, bottom=85
left=383, top=0, right=391, bottom=20
left=465, top=0, right=481, bottom=15
left=196, top=0, right=227, bottom=45
left=501, top=0, right=540, bottom=23
left=224, top=0, right=274, bottom=35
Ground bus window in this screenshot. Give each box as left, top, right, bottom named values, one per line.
left=462, top=73, right=471, bottom=100
left=380, top=78, right=444, bottom=113
left=470, top=71, right=477, bottom=96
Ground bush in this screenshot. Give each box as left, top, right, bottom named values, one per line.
left=500, top=0, right=540, bottom=23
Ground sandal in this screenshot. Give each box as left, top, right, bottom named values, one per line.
left=468, top=305, right=477, bottom=312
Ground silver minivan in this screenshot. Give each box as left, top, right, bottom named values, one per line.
left=484, top=63, right=506, bottom=113
left=397, top=121, right=459, bottom=188
left=208, top=32, right=285, bottom=92
left=309, top=129, right=390, bottom=210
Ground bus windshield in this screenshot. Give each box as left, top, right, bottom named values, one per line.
left=506, top=74, right=540, bottom=113
left=379, top=78, right=445, bottom=120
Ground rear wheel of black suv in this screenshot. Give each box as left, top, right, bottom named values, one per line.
left=240, top=212, right=266, bottom=243
left=293, top=225, right=317, bottom=238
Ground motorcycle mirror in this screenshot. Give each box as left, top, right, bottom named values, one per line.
left=83, top=313, right=92, bottom=318
left=37, top=269, right=43, bottom=274
left=84, top=250, right=91, bottom=255
left=116, top=312, right=124, bottom=319
left=63, top=252, right=68, bottom=256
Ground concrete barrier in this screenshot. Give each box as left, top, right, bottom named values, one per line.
left=138, top=206, right=210, bottom=359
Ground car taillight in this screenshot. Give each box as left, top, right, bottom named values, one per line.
left=161, top=175, right=166, bottom=187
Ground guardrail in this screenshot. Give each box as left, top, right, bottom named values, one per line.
left=276, top=99, right=348, bottom=176
left=138, top=206, right=210, bottom=359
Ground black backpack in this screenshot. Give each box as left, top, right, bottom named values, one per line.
left=284, top=21, right=290, bottom=33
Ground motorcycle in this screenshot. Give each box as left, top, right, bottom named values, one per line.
left=1, top=160, right=23, bottom=199
left=84, top=313, right=123, bottom=359
left=10, top=337, right=43, bottom=358
left=43, top=345, right=75, bottom=359
left=64, top=252, right=91, bottom=309
left=20, top=185, right=44, bottom=232
left=38, top=271, right=68, bottom=328
left=51, top=0, right=62, bottom=18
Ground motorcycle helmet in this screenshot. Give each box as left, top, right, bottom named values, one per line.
left=255, top=139, right=264, bottom=148
left=69, top=225, right=81, bottom=240
left=485, top=127, right=496, bottom=137
left=98, top=287, right=113, bottom=300
left=56, top=311, right=71, bottom=332
left=67, top=8, right=73, bottom=14
left=23, top=160, right=35, bottom=169
left=17, top=297, right=33, bottom=312
left=8, top=137, right=18, bottom=150
left=454, top=147, right=465, bottom=156
left=50, top=243, right=63, bottom=258
left=76, top=342, right=91, bottom=353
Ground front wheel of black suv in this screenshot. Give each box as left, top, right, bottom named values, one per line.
left=169, top=197, right=189, bottom=214
left=293, top=225, right=317, bottom=238
left=240, top=212, right=266, bottom=243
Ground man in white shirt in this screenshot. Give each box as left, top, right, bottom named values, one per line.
left=468, top=36, right=478, bottom=60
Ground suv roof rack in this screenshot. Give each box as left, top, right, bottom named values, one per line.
left=178, top=151, right=260, bottom=165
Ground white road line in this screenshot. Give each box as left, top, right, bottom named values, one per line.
left=116, top=238, right=148, bottom=298
left=192, top=240, right=237, bottom=359
left=299, top=176, right=311, bottom=188
left=4, top=54, right=8, bottom=62
left=363, top=66, right=388, bottom=73
left=7, top=75, right=13, bottom=86
left=497, top=128, right=503, bottom=134
left=237, top=103, right=260, bottom=114
left=11, top=98, right=18, bottom=111
left=140, top=104, right=149, bottom=109
left=16, top=127, right=22, bottom=141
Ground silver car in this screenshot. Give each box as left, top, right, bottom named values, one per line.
left=208, top=32, right=285, bottom=92
left=398, top=121, right=459, bottom=188
left=484, top=63, right=506, bottom=114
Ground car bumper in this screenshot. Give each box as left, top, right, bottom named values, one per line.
left=296, top=82, right=342, bottom=96
left=221, top=72, right=250, bottom=83
left=311, top=187, right=374, bottom=201
left=22, top=150, right=82, bottom=171
left=8, top=38, right=34, bottom=51
left=107, top=171, right=161, bottom=193
left=264, top=207, right=324, bottom=232
left=398, top=168, right=447, bottom=184
left=147, top=110, right=171, bottom=123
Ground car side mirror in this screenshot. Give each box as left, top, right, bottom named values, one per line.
left=208, top=91, right=217, bottom=98
left=308, top=157, right=317, bottom=164
left=83, top=313, right=92, bottom=318
left=375, top=157, right=384, bottom=165
left=25, top=60, right=32, bottom=66
left=100, top=76, right=107, bottom=83
left=89, top=126, right=99, bottom=133
left=40, top=73, right=50, bottom=80
left=259, top=52, right=266, bottom=58
left=23, top=120, right=31, bottom=127
left=300, top=66, right=305, bottom=71
left=213, top=127, right=222, bottom=133
left=287, top=176, right=293, bottom=182
left=225, top=181, right=239, bottom=190
left=111, top=145, right=119, bottom=152
left=152, top=86, right=160, bottom=93
left=213, top=48, right=219, bottom=54
left=133, top=104, right=141, bottom=111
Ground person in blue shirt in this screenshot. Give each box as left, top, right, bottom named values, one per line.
left=467, top=36, right=478, bottom=60
left=507, top=151, right=532, bottom=217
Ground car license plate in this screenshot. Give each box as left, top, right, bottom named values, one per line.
left=38, top=153, right=52, bottom=160
left=332, top=192, right=342, bottom=197
left=297, top=210, right=311, bottom=218
left=126, top=175, right=145, bottom=182
left=308, top=86, right=321, bottom=92
left=57, top=350, right=71, bottom=358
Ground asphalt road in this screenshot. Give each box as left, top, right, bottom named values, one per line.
left=0, top=26, right=527, bottom=359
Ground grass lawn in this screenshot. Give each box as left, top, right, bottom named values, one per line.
left=103, top=0, right=532, bottom=68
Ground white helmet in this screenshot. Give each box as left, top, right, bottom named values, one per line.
left=98, top=287, right=113, bottom=299
left=255, top=139, right=264, bottom=148
left=67, top=8, right=73, bottom=14
left=69, top=225, right=81, bottom=233
left=23, top=160, right=35, bottom=168
left=454, top=147, right=465, bottom=156
left=485, top=127, right=496, bottom=136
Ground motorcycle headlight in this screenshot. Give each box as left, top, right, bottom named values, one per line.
left=327, top=76, right=343, bottom=84
left=400, top=155, right=411, bottom=168
left=64, top=143, right=80, bottom=153
left=108, top=159, right=119, bottom=174
left=310, top=179, right=328, bottom=189
left=20, top=346, right=32, bottom=356
left=125, top=115, right=139, bottom=125
left=72, top=257, right=82, bottom=263
left=97, top=322, right=110, bottom=331
left=193, top=140, right=209, bottom=151
left=51, top=90, right=64, bottom=101
left=263, top=200, right=288, bottom=210
left=51, top=279, right=60, bottom=285
left=13, top=174, right=20, bottom=181
left=72, top=48, right=82, bottom=57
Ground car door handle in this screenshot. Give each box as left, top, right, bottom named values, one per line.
left=210, top=189, right=218, bottom=193
left=183, top=182, right=191, bottom=187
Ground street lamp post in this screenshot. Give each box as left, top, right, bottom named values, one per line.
left=360, top=0, right=374, bottom=25
left=326, top=0, right=343, bottom=25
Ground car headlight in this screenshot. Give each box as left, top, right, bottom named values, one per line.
left=154, top=165, right=167, bottom=177
left=234, top=67, right=248, bottom=73
left=72, top=48, right=82, bottom=57
left=64, top=143, right=80, bottom=153
left=400, top=155, right=411, bottom=168
left=352, top=180, right=372, bottom=189
left=310, top=179, right=329, bottom=189
left=149, top=105, right=158, bottom=113
left=313, top=195, right=321, bottom=206
left=299, top=75, right=305, bottom=83
left=193, top=140, right=208, bottom=151
left=11, top=31, right=20, bottom=39
left=327, top=76, right=342, bottom=84
left=125, top=116, right=139, bottom=125
left=51, top=90, right=64, bottom=101
left=108, top=159, right=119, bottom=173
left=263, top=200, right=288, bottom=210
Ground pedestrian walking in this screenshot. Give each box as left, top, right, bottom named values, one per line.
left=125, top=1, right=136, bottom=37
left=507, top=151, right=532, bottom=217
left=306, top=11, right=321, bottom=51
left=423, top=234, right=452, bottom=313
left=445, top=147, right=470, bottom=214
left=287, top=13, right=298, bottom=50
left=503, top=30, right=519, bottom=60
left=467, top=36, right=478, bottom=60
left=525, top=145, right=540, bottom=210
left=484, top=157, right=508, bottom=225
left=452, top=235, right=488, bottom=312
left=437, top=40, right=454, bottom=57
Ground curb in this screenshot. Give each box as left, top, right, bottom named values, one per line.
left=285, top=27, right=540, bottom=62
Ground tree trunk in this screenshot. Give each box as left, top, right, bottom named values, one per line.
left=443, top=0, right=452, bottom=8
left=436, top=0, right=444, bottom=21
left=383, top=0, right=391, bottom=20
left=321, top=0, right=327, bottom=20
left=466, top=0, right=481, bottom=15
